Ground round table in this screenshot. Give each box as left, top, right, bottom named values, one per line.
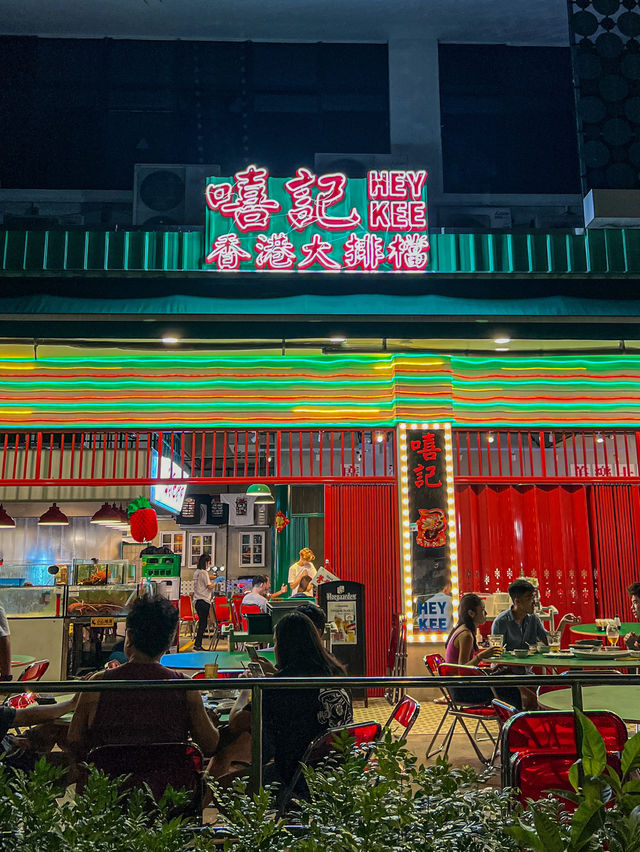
left=539, top=685, right=640, bottom=723
left=11, top=654, right=36, bottom=668
left=495, top=651, right=640, bottom=669
left=569, top=623, right=637, bottom=639
left=159, top=649, right=276, bottom=671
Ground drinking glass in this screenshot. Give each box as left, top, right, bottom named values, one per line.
left=488, top=634, right=504, bottom=650
left=606, top=623, right=620, bottom=647
left=548, top=631, right=561, bottom=653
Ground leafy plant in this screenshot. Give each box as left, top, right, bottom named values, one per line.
left=510, top=708, right=640, bottom=852
left=0, top=758, right=208, bottom=852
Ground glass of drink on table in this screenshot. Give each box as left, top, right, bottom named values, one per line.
left=488, top=634, right=504, bottom=653
left=606, top=622, right=620, bottom=647
left=548, top=631, right=561, bottom=653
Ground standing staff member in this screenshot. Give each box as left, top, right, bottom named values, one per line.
left=288, top=548, right=316, bottom=597
left=193, top=553, right=215, bottom=651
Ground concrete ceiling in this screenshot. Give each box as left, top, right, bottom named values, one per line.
left=1, top=0, right=570, bottom=45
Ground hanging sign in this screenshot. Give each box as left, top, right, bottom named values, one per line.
left=204, top=166, right=429, bottom=273
left=399, top=423, right=459, bottom=642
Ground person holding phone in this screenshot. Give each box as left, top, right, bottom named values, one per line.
left=193, top=553, right=215, bottom=651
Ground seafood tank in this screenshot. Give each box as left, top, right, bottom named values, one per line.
left=0, top=585, right=65, bottom=617
left=66, top=583, right=142, bottom=618
left=72, top=560, right=136, bottom=586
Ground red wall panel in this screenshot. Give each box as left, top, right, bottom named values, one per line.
left=325, top=484, right=400, bottom=683
left=456, top=484, right=596, bottom=623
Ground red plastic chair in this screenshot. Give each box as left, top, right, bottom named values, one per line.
left=18, top=660, right=50, bottom=682
left=213, top=596, right=234, bottom=629
left=490, top=699, right=517, bottom=765
left=240, top=603, right=261, bottom=632
left=231, top=594, right=245, bottom=630
left=512, top=750, right=622, bottom=807
left=87, top=741, right=204, bottom=818
left=424, top=653, right=444, bottom=676
left=179, top=595, right=196, bottom=638
left=426, top=663, right=499, bottom=765
left=500, top=710, right=628, bottom=789
left=7, top=691, right=38, bottom=709
left=382, top=695, right=420, bottom=741
left=277, top=720, right=382, bottom=816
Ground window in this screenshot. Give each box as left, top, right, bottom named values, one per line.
left=188, top=533, right=215, bottom=567
left=160, top=532, right=184, bottom=566
left=240, top=532, right=265, bottom=568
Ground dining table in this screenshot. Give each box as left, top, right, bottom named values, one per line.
left=569, top=622, right=637, bottom=640
left=538, top=685, right=640, bottom=723
left=159, top=649, right=276, bottom=671
left=11, top=654, right=36, bottom=668
left=493, top=650, right=640, bottom=670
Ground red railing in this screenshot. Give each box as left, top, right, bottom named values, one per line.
left=0, top=429, right=396, bottom=486
left=453, top=429, right=640, bottom=483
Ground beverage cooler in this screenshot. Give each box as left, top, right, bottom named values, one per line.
left=141, top=553, right=181, bottom=606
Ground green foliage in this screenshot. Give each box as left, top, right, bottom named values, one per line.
left=0, top=758, right=208, bottom=852
left=206, top=730, right=520, bottom=852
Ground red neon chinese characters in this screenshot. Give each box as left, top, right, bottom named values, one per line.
left=387, top=234, right=430, bottom=271
left=413, top=464, right=442, bottom=489
left=366, top=169, right=428, bottom=232
left=298, top=233, right=341, bottom=271
left=205, top=234, right=252, bottom=271
left=343, top=232, right=386, bottom=272
left=255, top=233, right=296, bottom=270
left=205, top=165, right=281, bottom=231
left=410, top=434, right=441, bottom=463
left=284, top=168, right=362, bottom=231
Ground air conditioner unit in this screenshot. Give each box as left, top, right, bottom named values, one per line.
left=313, top=152, right=405, bottom=177
left=133, top=163, right=221, bottom=227
left=437, top=206, right=512, bottom=231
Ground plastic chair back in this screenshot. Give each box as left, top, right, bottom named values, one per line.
left=7, top=691, right=38, bottom=709
left=382, top=695, right=420, bottom=740
left=87, top=741, right=204, bottom=815
left=18, top=660, right=50, bottom=682
left=501, top=709, right=627, bottom=755
left=513, top=750, right=622, bottom=807
left=278, top=720, right=382, bottom=815
left=424, top=653, right=444, bottom=676
left=213, top=596, right=234, bottom=627
left=179, top=595, right=195, bottom=621
left=491, top=699, right=517, bottom=726
left=240, top=603, right=261, bottom=631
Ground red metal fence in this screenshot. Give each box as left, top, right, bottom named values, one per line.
left=453, top=429, right=640, bottom=483
left=0, top=429, right=396, bottom=486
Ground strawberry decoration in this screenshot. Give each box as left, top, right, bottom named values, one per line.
left=127, top=496, right=158, bottom=542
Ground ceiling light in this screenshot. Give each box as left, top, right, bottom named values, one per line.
left=329, top=336, right=346, bottom=343
left=246, top=483, right=275, bottom=504
left=596, top=432, right=604, bottom=444
left=38, top=503, right=69, bottom=526
left=494, top=336, right=511, bottom=345
left=162, top=336, right=179, bottom=344
left=91, top=503, right=121, bottom=525
left=495, top=347, right=509, bottom=352
left=0, top=505, right=16, bottom=529
left=487, top=432, right=495, bottom=444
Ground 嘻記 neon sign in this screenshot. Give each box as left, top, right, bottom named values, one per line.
left=204, top=165, right=429, bottom=273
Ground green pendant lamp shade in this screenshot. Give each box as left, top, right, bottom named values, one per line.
left=246, top=483, right=275, bottom=504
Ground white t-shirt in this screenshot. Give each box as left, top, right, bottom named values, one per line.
left=0, top=604, right=10, bottom=638
left=242, top=590, right=269, bottom=614
left=288, top=562, right=317, bottom=596
left=193, top=569, right=213, bottom=603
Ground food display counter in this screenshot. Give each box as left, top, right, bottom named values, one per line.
left=0, top=585, right=68, bottom=680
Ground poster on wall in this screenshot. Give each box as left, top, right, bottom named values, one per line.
left=405, top=427, right=454, bottom=636
left=326, top=591, right=358, bottom=645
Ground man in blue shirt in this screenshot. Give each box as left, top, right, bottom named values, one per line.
left=492, top=579, right=579, bottom=650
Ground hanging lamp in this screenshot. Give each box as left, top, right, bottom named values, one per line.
left=246, top=483, right=275, bottom=504
left=90, top=502, right=121, bottom=525
left=0, top=505, right=16, bottom=528
left=38, top=503, right=69, bottom=526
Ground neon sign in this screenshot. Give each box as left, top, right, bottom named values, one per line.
left=204, top=165, right=429, bottom=273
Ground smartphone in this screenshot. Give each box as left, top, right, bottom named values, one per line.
left=246, top=644, right=260, bottom=662
left=246, top=661, right=265, bottom=677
